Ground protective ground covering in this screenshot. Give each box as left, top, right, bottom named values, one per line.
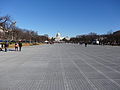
left=0, top=44, right=120, bottom=90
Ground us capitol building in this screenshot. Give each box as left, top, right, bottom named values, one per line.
left=54, top=33, right=64, bottom=42
left=54, top=32, right=70, bottom=42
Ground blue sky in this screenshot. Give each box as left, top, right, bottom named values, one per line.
left=0, top=0, right=120, bottom=37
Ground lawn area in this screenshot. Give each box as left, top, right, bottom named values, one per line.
left=8, top=43, right=44, bottom=48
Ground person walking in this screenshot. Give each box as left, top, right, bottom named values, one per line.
left=15, top=42, right=19, bottom=51
left=18, top=41, right=22, bottom=51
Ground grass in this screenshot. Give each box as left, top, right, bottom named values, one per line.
left=9, top=43, right=44, bottom=48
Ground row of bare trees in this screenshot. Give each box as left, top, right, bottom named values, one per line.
left=70, top=31, right=120, bottom=45
left=0, top=15, right=49, bottom=43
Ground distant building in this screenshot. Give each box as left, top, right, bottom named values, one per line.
left=64, top=36, right=70, bottom=41
left=55, top=33, right=64, bottom=42
left=44, top=34, right=49, bottom=37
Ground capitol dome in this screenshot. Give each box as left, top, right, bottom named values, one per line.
left=55, top=32, right=64, bottom=42
left=56, top=33, right=61, bottom=37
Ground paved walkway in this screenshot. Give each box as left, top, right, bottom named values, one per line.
left=0, top=44, right=120, bottom=90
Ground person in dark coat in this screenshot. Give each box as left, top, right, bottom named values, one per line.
left=85, top=42, right=87, bottom=47
left=18, top=41, right=22, bottom=51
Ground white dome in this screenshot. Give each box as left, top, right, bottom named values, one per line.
left=56, top=33, right=61, bottom=37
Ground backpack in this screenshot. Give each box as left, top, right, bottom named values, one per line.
left=15, top=43, right=18, bottom=47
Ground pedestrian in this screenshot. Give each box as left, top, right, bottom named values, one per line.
left=18, top=41, right=22, bottom=51
left=4, top=42, right=9, bottom=52
left=0, top=43, right=3, bottom=51
left=15, top=42, right=19, bottom=51
left=85, top=42, right=87, bottom=47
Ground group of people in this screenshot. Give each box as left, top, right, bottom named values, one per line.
left=0, top=41, right=22, bottom=52
left=14, top=42, right=22, bottom=51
